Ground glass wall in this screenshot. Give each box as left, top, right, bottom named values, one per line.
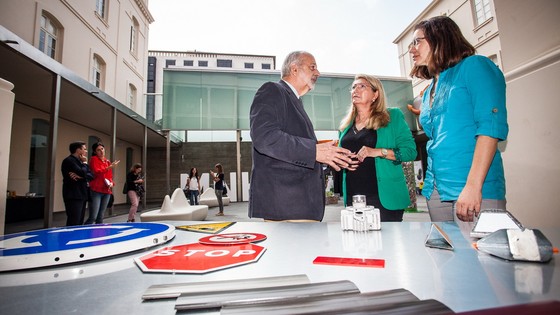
left=162, top=70, right=415, bottom=139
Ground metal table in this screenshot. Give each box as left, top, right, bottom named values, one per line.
left=0, top=221, right=558, bottom=314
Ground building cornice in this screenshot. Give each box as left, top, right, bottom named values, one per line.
left=135, top=0, right=155, bottom=24
left=149, top=50, right=275, bottom=59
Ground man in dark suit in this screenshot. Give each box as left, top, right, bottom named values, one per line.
left=61, top=141, right=93, bottom=226
left=249, top=51, right=356, bottom=221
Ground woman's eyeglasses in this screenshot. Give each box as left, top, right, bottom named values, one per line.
left=350, top=83, right=373, bottom=92
left=410, top=37, right=425, bottom=47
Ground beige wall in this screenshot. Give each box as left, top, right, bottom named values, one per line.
left=0, top=0, right=151, bottom=226
left=7, top=104, right=143, bottom=214
left=7, top=105, right=41, bottom=197
left=495, top=0, right=560, bottom=227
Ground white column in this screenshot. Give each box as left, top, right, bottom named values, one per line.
left=0, top=78, right=15, bottom=235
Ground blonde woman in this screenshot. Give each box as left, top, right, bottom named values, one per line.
left=338, top=74, right=416, bottom=222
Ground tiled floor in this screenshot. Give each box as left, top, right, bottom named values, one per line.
left=4, top=195, right=430, bottom=235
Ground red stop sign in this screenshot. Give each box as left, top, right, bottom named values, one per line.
left=134, top=242, right=266, bottom=274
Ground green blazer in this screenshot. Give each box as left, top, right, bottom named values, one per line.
left=339, top=107, right=417, bottom=210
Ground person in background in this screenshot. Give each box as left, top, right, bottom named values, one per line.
left=338, top=74, right=417, bottom=222
left=61, top=141, right=93, bottom=226
left=249, top=51, right=356, bottom=222
left=125, top=163, right=144, bottom=222
left=409, top=16, right=508, bottom=222
left=186, top=167, right=201, bottom=205
left=210, top=163, right=225, bottom=216
left=85, top=142, right=120, bottom=224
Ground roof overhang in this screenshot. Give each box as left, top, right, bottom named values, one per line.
left=0, top=25, right=173, bottom=148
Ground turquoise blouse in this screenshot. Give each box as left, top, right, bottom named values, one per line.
left=419, top=55, right=508, bottom=201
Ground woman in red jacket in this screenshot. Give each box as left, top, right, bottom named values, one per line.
left=85, top=142, right=120, bottom=224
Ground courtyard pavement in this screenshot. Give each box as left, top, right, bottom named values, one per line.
left=5, top=194, right=430, bottom=234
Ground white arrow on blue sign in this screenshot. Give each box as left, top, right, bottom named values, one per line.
left=0, top=223, right=175, bottom=272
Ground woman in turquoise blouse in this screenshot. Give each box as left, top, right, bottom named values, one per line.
left=409, top=16, right=508, bottom=222
left=338, top=74, right=417, bottom=222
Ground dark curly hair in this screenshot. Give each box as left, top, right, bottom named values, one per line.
left=410, top=16, right=475, bottom=80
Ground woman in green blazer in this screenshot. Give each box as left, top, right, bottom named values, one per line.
left=338, top=74, right=417, bottom=221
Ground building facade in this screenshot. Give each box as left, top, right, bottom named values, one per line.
left=1, top=0, right=154, bottom=115
left=394, top=0, right=502, bottom=97
left=0, top=0, right=164, bottom=233
left=147, top=50, right=276, bottom=123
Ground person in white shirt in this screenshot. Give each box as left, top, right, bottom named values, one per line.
left=186, top=167, right=201, bottom=205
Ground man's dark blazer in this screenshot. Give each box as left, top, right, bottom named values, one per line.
left=249, top=80, right=325, bottom=221
left=61, top=154, right=92, bottom=201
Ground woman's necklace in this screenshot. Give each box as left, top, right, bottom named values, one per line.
left=353, top=116, right=366, bottom=134
left=429, top=76, right=438, bottom=107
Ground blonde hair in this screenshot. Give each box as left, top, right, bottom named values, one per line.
left=339, top=74, right=390, bottom=131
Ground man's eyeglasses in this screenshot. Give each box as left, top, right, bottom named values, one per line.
left=410, top=37, right=426, bottom=47
left=349, top=83, right=372, bottom=92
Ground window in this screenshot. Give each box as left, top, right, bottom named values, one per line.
left=96, top=0, right=107, bottom=19
left=244, top=63, right=254, bottom=69
left=130, top=17, right=139, bottom=55
left=184, top=60, right=194, bottom=66
left=473, top=0, right=492, bottom=25
left=198, top=60, right=208, bottom=67
left=217, top=59, right=233, bottom=68
left=92, top=54, right=106, bottom=89
left=128, top=83, right=137, bottom=108
left=166, top=59, right=176, bottom=67
left=39, top=14, right=58, bottom=59
left=262, top=63, right=271, bottom=70
left=29, top=119, right=49, bottom=196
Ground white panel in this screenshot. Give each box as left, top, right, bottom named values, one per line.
left=242, top=172, right=250, bottom=201
left=229, top=172, right=237, bottom=202
left=200, top=173, right=210, bottom=192
left=179, top=173, right=188, bottom=190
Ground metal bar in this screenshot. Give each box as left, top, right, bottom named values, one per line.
left=165, top=129, right=170, bottom=195
left=142, top=125, right=147, bottom=209
left=143, top=274, right=309, bottom=300
left=236, top=129, right=242, bottom=201
left=44, top=74, right=61, bottom=228
left=174, top=280, right=359, bottom=311
left=109, top=107, right=117, bottom=216
left=221, top=289, right=444, bottom=315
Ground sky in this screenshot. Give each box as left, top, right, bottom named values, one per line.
left=147, top=0, right=432, bottom=77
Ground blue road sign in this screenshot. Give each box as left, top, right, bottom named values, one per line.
left=0, top=223, right=175, bottom=271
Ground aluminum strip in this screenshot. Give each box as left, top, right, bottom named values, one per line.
left=221, top=290, right=451, bottom=315
left=174, top=280, right=360, bottom=311
left=142, top=274, right=309, bottom=300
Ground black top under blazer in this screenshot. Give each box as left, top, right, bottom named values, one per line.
left=61, top=154, right=93, bottom=201
left=249, top=80, right=325, bottom=221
